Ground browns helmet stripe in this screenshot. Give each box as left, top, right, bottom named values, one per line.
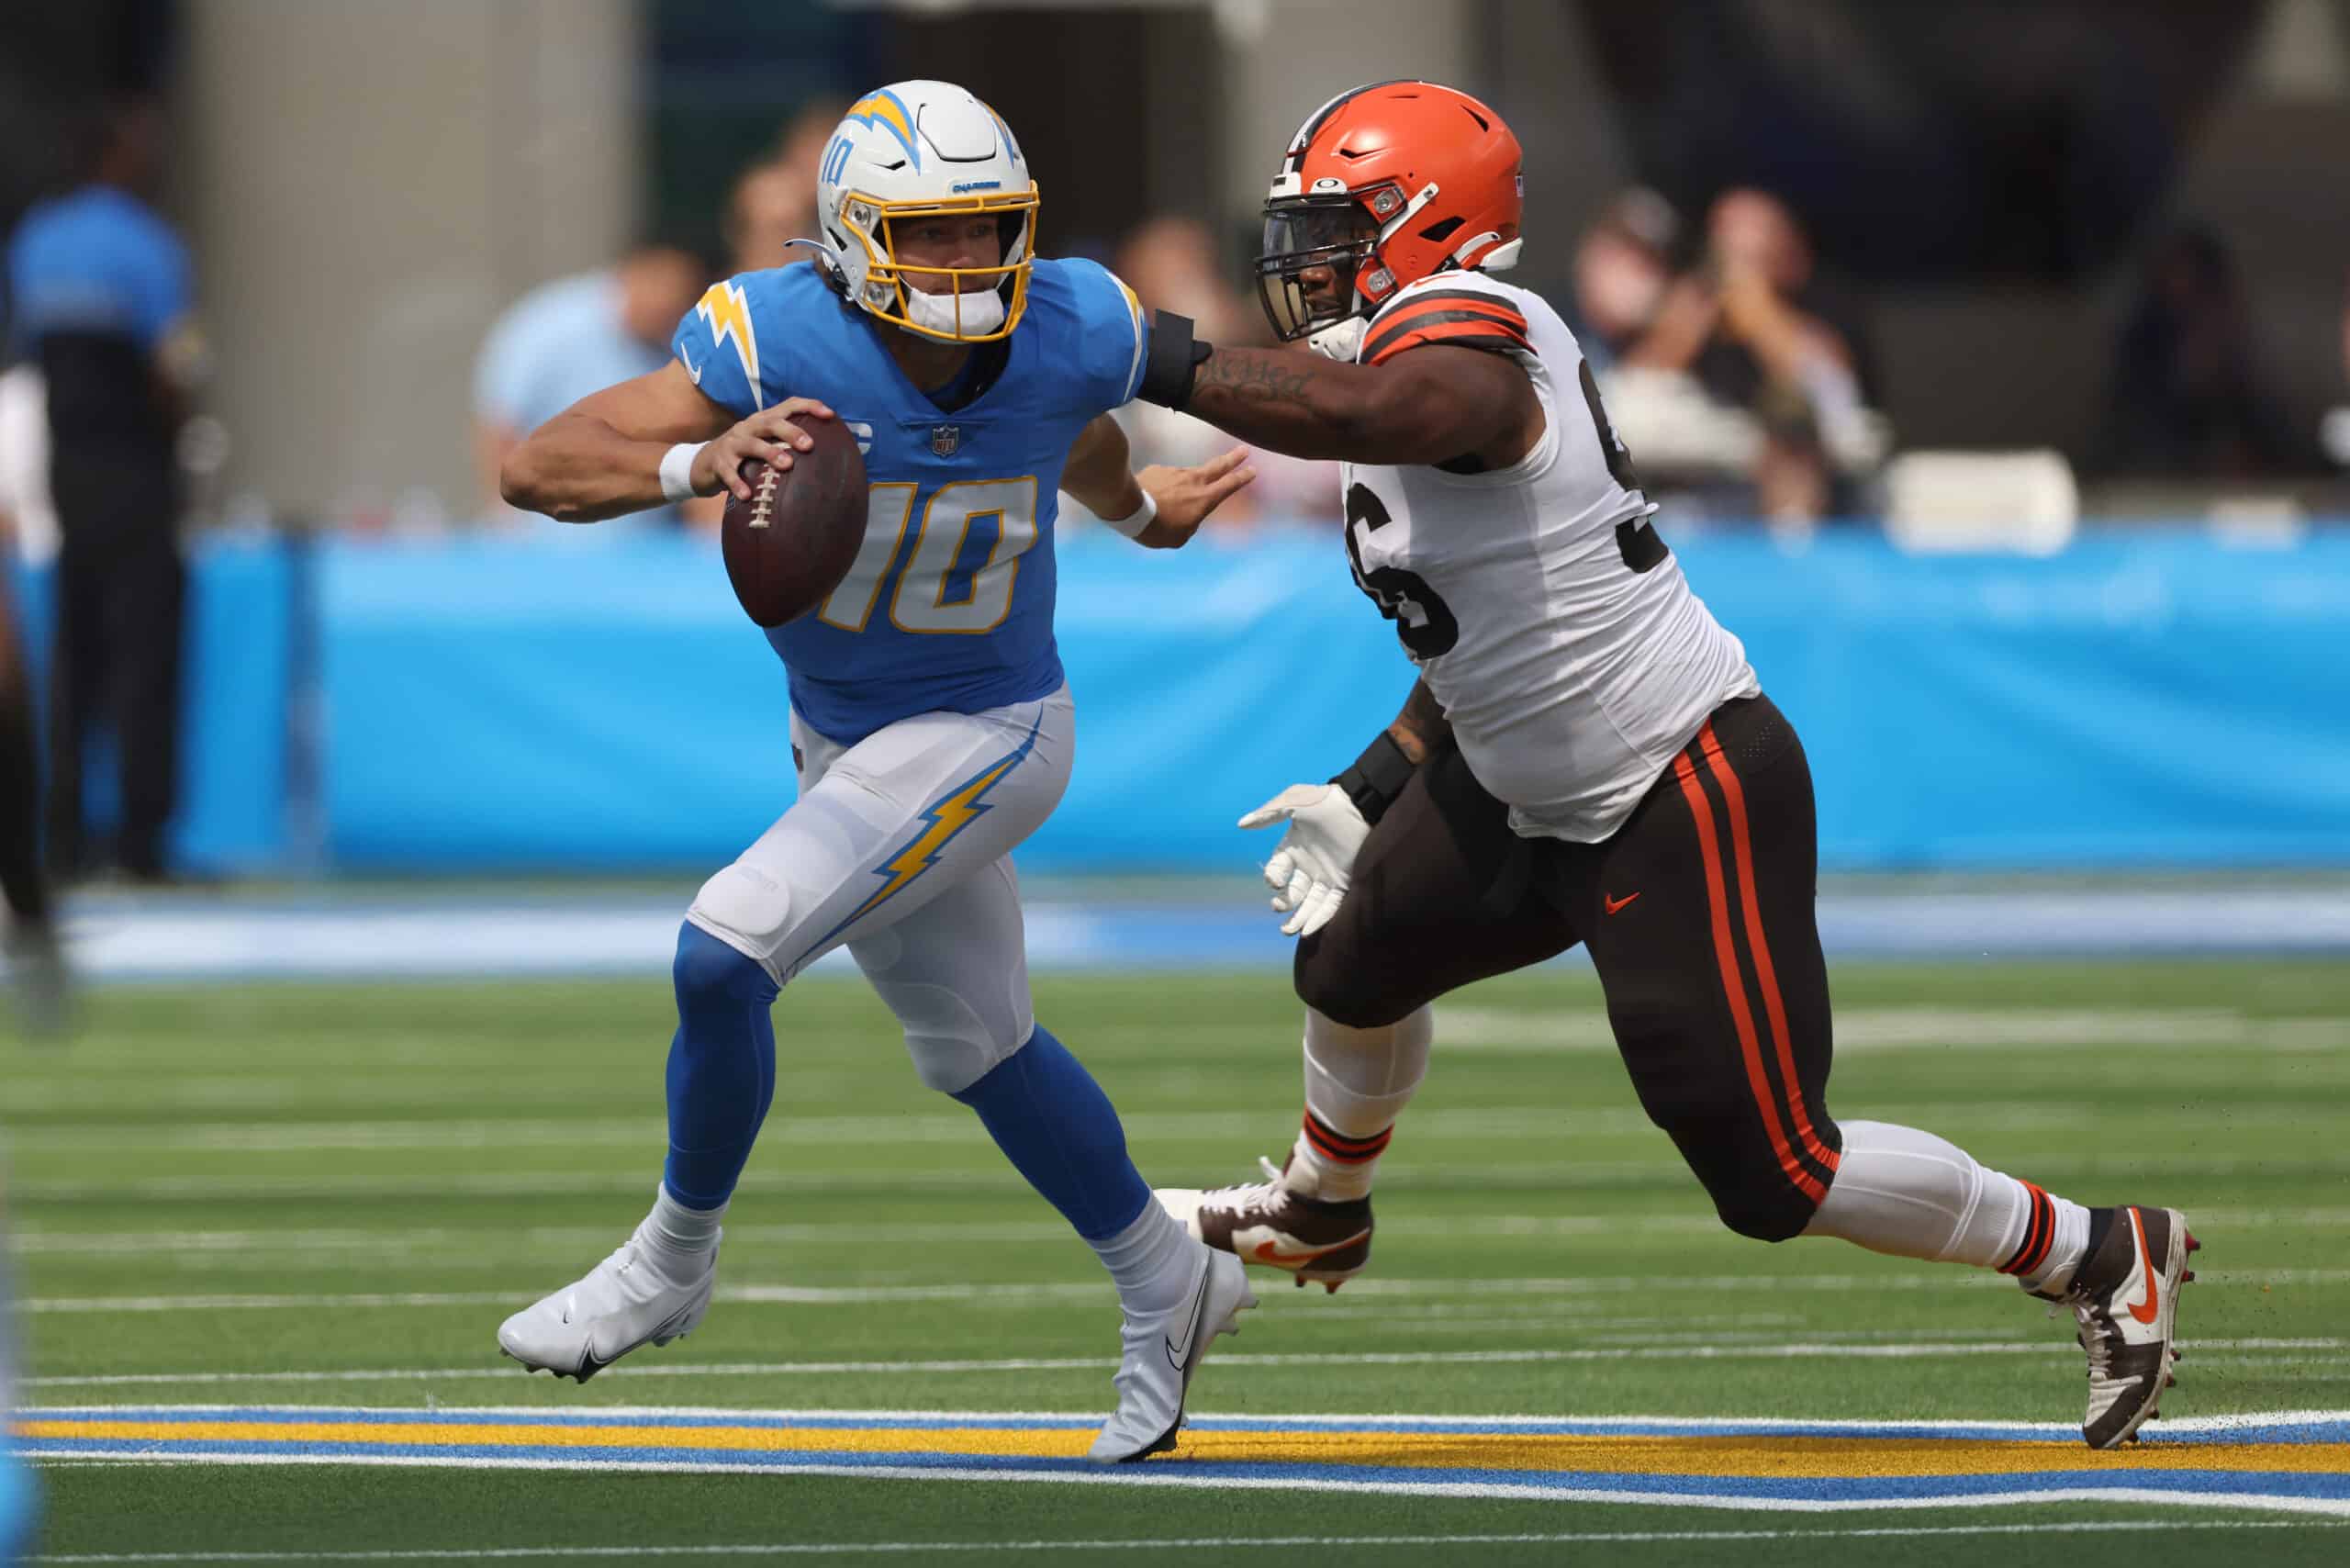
left=1282, top=77, right=1427, bottom=171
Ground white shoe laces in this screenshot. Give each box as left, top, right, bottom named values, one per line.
left=1203, top=1157, right=1294, bottom=1216
left=2073, top=1300, right=2115, bottom=1382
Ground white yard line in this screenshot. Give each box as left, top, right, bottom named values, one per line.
left=25, top=1338, right=2349, bottom=1389
left=18, top=1205, right=2344, bottom=1260
left=23, top=1518, right=2348, bottom=1563
left=23, top=1150, right=2350, bottom=1203
left=38, top=1097, right=2311, bottom=1153
left=22, top=1270, right=2348, bottom=1316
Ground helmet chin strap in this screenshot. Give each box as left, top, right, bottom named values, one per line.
left=904, top=283, right=1007, bottom=338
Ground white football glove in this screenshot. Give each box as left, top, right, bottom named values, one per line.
left=1238, top=783, right=1371, bottom=937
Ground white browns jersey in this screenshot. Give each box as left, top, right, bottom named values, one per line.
left=1339, top=272, right=1758, bottom=843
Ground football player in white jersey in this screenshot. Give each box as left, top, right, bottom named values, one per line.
left=1131, top=80, right=2196, bottom=1450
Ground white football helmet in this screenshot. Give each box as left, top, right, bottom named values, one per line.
left=811, top=81, right=1038, bottom=344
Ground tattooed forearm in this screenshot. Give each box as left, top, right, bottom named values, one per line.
left=1386, top=678, right=1451, bottom=764
left=1190, top=348, right=1317, bottom=406
left=1179, top=346, right=1385, bottom=460
left=1181, top=341, right=1514, bottom=466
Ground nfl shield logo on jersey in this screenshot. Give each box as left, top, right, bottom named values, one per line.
left=931, top=425, right=960, bottom=457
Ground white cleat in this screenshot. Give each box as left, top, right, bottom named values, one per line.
left=1087, top=1242, right=1255, bottom=1463
left=497, top=1220, right=719, bottom=1383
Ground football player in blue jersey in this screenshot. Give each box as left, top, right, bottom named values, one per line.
left=495, top=81, right=1258, bottom=1462
left=0, top=1203, right=32, bottom=1559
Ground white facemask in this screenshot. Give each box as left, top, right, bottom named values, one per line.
left=903, top=283, right=1007, bottom=339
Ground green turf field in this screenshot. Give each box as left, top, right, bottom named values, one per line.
left=6, top=959, right=2349, bottom=1564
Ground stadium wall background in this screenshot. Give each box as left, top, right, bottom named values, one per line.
left=9, top=527, right=2346, bottom=878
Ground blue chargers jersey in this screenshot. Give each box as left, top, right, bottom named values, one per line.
left=673, top=258, right=1148, bottom=743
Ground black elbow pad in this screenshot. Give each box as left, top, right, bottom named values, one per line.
left=1137, top=309, right=1213, bottom=410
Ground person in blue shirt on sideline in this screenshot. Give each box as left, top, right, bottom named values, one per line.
left=495, top=81, right=1259, bottom=1462
left=471, top=241, right=710, bottom=530
left=6, top=97, right=199, bottom=885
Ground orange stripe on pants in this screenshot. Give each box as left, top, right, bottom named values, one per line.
left=1697, top=722, right=1840, bottom=1181
left=1671, top=750, right=1824, bottom=1204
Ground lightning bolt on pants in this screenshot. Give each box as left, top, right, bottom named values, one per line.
left=670, top=683, right=1149, bottom=1235
left=686, top=685, right=1073, bottom=1093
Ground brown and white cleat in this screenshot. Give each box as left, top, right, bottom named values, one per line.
left=2041, top=1206, right=2198, bottom=1450
left=1155, top=1155, right=1372, bottom=1294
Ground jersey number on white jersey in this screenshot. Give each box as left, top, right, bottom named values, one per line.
left=1343, top=482, right=1458, bottom=660
left=819, top=478, right=1041, bottom=635
left=1341, top=364, right=1673, bottom=662
left=1579, top=362, right=1669, bottom=574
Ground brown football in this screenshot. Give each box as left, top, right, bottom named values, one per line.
left=720, top=418, right=867, bottom=627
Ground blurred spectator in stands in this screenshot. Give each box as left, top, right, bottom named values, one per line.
left=1621, top=188, right=1880, bottom=523
left=775, top=97, right=851, bottom=191
left=723, top=159, right=811, bottom=274
left=1108, top=216, right=1339, bottom=528
left=1567, top=187, right=1680, bottom=370
left=6, top=95, right=202, bottom=885
left=472, top=241, right=712, bottom=529
left=2094, top=224, right=2310, bottom=479
left=723, top=99, right=852, bottom=276
left=2325, top=267, right=2350, bottom=469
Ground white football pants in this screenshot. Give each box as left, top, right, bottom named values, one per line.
left=687, top=683, right=1072, bottom=1094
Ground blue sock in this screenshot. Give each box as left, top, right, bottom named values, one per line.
left=662, top=923, right=779, bottom=1210
left=950, top=1024, right=1151, bottom=1241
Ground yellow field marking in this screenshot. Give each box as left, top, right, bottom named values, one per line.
left=17, top=1419, right=2350, bottom=1479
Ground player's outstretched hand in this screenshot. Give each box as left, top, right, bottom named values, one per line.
left=1238, top=782, right=1371, bottom=938
left=692, top=398, right=838, bottom=501
left=1135, top=446, right=1257, bottom=548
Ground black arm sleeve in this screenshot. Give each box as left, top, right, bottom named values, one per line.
left=1136, top=309, right=1213, bottom=410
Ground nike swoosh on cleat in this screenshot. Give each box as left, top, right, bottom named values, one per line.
left=1162, top=1270, right=1212, bottom=1372
left=2127, top=1207, right=2162, bottom=1326
left=1251, top=1228, right=1372, bottom=1267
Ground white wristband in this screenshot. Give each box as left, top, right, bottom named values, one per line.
left=659, top=442, right=707, bottom=504
left=1100, top=487, right=1158, bottom=540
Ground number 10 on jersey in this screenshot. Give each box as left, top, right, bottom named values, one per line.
left=818, top=477, right=1039, bottom=635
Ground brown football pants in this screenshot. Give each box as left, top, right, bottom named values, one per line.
left=1293, top=693, right=1842, bottom=1241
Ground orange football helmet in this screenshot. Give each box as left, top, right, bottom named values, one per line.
left=1257, top=80, right=1524, bottom=356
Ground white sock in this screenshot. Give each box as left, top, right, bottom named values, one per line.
left=1290, top=1006, right=1432, bottom=1202
left=2028, top=1201, right=2096, bottom=1296
left=643, top=1185, right=725, bottom=1269
left=1802, top=1119, right=2091, bottom=1290
left=1089, top=1198, right=1195, bottom=1313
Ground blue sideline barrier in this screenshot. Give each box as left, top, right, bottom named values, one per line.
left=13, top=538, right=290, bottom=873
left=30, top=525, right=2350, bottom=873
